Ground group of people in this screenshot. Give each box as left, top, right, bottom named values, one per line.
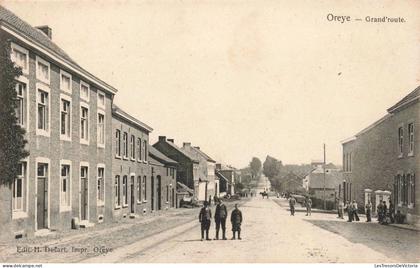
left=199, top=200, right=243, bottom=241
left=288, top=196, right=312, bottom=216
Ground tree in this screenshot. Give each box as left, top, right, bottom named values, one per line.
left=249, top=157, right=262, bottom=178
left=0, top=38, right=29, bottom=186
left=263, top=155, right=283, bottom=179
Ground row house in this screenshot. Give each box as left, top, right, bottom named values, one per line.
left=181, top=143, right=218, bottom=201
left=153, top=137, right=199, bottom=198
left=0, top=6, right=116, bottom=240
left=216, top=164, right=236, bottom=196
left=111, top=104, right=153, bottom=219
left=148, top=146, right=178, bottom=211
left=341, top=86, right=419, bottom=225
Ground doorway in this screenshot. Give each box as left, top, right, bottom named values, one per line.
left=80, top=166, right=88, bottom=221
left=130, top=176, right=135, bottom=214
left=151, top=176, right=155, bottom=211
left=157, top=176, right=162, bottom=210
left=36, top=163, right=48, bottom=230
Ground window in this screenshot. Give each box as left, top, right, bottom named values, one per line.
left=142, top=176, right=147, bottom=201
left=137, top=138, right=142, bottom=161
left=409, top=174, right=415, bottom=207
left=15, top=81, right=27, bottom=127
left=115, top=175, right=121, bottom=207
left=397, top=174, right=403, bottom=205
left=60, top=97, right=71, bottom=140
left=97, top=113, right=105, bottom=147
left=398, top=127, right=404, bottom=156
left=137, top=176, right=141, bottom=202
left=97, top=167, right=105, bottom=205
left=80, top=105, right=89, bottom=143
left=97, top=91, right=105, bottom=109
left=36, top=56, right=50, bottom=84
left=80, top=81, right=90, bottom=101
left=348, top=153, right=352, bottom=172
left=60, top=70, right=72, bottom=93
left=130, top=135, right=135, bottom=159
left=11, top=43, right=28, bottom=74
left=123, top=176, right=128, bottom=206
left=115, top=130, right=121, bottom=157
left=123, top=132, right=128, bottom=158
left=13, top=162, right=26, bottom=212
left=166, top=185, right=169, bottom=202
left=143, top=140, right=148, bottom=161
left=60, top=164, right=71, bottom=208
left=37, top=87, right=49, bottom=134
left=408, top=123, right=414, bottom=156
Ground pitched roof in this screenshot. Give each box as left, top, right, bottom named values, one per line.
left=112, top=104, right=153, bottom=133
left=307, top=170, right=343, bottom=189
left=216, top=171, right=232, bottom=185
left=0, top=5, right=117, bottom=94
left=191, top=147, right=216, bottom=163
left=157, top=141, right=199, bottom=163
left=177, top=182, right=194, bottom=194
left=387, top=86, right=420, bottom=113
left=148, top=146, right=177, bottom=166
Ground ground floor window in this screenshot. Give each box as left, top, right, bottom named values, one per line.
left=13, top=162, right=27, bottom=211
left=97, top=167, right=105, bottom=205
left=142, top=176, right=147, bottom=201
left=123, top=176, right=128, bottom=206
left=115, top=175, right=120, bottom=207
left=60, top=164, right=71, bottom=207
left=137, top=176, right=141, bottom=202
left=395, top=173, right=415, bottom=207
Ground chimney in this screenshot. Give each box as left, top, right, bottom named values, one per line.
left=167, top=139, right=174, bottom=143
left=194, top=146, right=200, bottom=150
left=36, top=25, right=52, bottom=39
left=158, top=136, right=166, bottom=142
left=216, top=163, right=221, bottom=170
left=183, top=142, right=191, bottom=148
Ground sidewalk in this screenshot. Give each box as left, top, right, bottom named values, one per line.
left=273, top=198, right=420, bottom=232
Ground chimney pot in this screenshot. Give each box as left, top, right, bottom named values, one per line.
left=36, top=25, right=52, bottom=39
left=159, top=136, right=166, bottom=142
left=167, top=139, right=174, bottom=143
left=183, top=142, right=191, bottom=147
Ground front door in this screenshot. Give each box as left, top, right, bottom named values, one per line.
left=80, top=167, right=88, bottom=221
left=151, top=176, right=155, bottom=211
left=36, top=164, right=48, bottom=230
left=157, top=176, right=162, bottom=210
left=130, top=176, right=135, bottom=214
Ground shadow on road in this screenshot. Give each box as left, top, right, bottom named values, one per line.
left=303, top=218, right=420, bottom=263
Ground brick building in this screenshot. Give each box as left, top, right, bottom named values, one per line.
left=181, top=143, right=218, bottom=201
left=341, top=86, right=419, bottom=224
left=216, top=164, right=236, bottom=196
left=148, top=146, right=178, bottom=210
left=153, top=137, right=200, bottom=198
left=0, top=6, right=116, bottom=240
left=111, top=104, right=153, bottom=219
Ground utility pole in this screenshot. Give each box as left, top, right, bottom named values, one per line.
left=323, top=143, right=326, bottom=210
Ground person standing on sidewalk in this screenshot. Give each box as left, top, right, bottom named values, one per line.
left=389, top=200, right=395, bottom=223
left=338, top=199, right=344, bottom=219
left=215, top=199, right=228, bottom=240
left=289, top=196, right=296, bottom=216
left=345, top=201, right=353, bottom=222
left=352, top=200, right=360, bottom=221
left=365, top=200, right=372, bottom=222
left=377, top=201, right=384, bottom=223
left=231, top=204, right=243, bottom=240
left=199, top=201, right=212, bottom=241
left=305, top=196, right=312, bottom=216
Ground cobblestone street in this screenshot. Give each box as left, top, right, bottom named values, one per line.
left=1, top=195, right=418, bottom=263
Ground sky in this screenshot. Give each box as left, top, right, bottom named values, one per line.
left=2, top=0, right=419, bottom=168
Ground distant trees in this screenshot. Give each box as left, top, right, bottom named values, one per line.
left=262, top=155, right=283, bottom=179
left=0, top=39, right=28, bottom=185
left=249, top=157, right=262, bottom=178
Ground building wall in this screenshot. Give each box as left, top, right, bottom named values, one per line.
left=111, top=116, right=151, bottom=219
left=149, top=162, right=177, bottom=211
left=3, top=34, right=114, bottom=239
left=153, top=140, right=196, bottom=190
left=342, top=101, right=419, bottom=223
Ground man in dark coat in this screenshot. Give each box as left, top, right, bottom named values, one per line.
left=389, top=200, right=395, bottom=223
left=289, top=196, right=296, bottom=216
left=199, top=201, right=212, bottom=241
left=215, top=199, right=228, bottom=240
left=365, top=200, right=372, bottom=222
left=231, top=204, right=243, bottom=240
